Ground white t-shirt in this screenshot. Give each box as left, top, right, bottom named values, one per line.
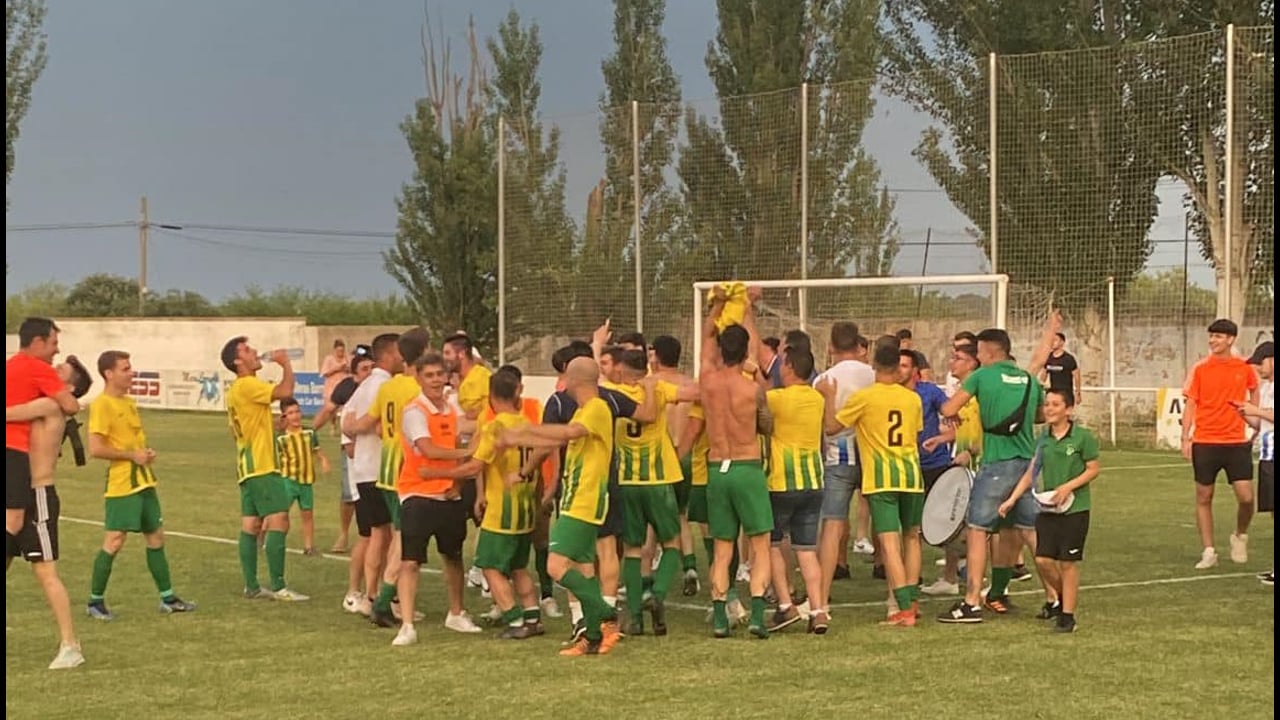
left=344, top=367, right=390, bottom=488
left=943, top=371, right=962, bottom=398
left=1258, top=380, right=1273, bottom=463
left=339, top=430, right=357, bottom=500
left=401, top=391, right=463, bottom=501
left=814, top=359, right=875, bottom=466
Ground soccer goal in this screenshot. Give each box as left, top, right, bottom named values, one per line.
left=690, top=274, right=1009, bottom=376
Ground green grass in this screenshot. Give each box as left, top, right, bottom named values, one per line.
left=6, top=410, right=1275, bottom=720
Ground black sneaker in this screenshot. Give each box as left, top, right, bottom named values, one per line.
left=833, top=564, right=852, bottom=580
left=1258, top=569, right=1273, bottom=580
left=159, top=596, right=197, bottom=614
left=564, top=619, right=586, bottom=645
left=496, top=624, right=535, bottom=640
left=1053, top=615, right=1077, bottom=633
left=1035, top=601, right=1062, bottom=620
left=1262, top=572, right=1275, bottom=587
left=650, top=597, right=667, bottom=637
left=682, top=570, right=700, bottom=597
left=369, top=606, right=398, bottom=629
left=937, top=601, right=983, bottom=624
left=1011, top=565, right=1033, bottom=582
left=872, top=564, right=886, bottom=580
left=627, top=618, right=645, bottom=636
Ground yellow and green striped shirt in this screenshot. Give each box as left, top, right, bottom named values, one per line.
left=604, top=380, right=683, bottom=486
left=560, top=398, right=614, bottom=524
left=834, top=383, right=925, bottom=495
left=276, top=429, right=319, bottom=484
left=368, top=374, right=423, bottom=491
left=765, top=385, right=825, bottom=492
left=471, top=411, right=536, bottom=534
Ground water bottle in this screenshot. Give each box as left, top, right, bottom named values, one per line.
left=259, top=348, right=306, bottom=363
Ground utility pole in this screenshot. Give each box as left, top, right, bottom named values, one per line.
left=138, top=195, right=148, bottom=314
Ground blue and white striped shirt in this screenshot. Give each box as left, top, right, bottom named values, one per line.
left=1258, top=380, right=1273, bottom=463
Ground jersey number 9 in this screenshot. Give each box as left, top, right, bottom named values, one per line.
left=383, top=401, right=396, bottom=436
left=887, top=410, right=904, bottom=447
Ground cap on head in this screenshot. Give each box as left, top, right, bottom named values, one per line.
left=1247, top=341, right=1274, bottom=365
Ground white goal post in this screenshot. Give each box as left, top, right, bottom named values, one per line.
left=691, top=274, right=1009, bottom=377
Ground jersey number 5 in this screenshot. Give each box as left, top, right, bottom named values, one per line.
left=228, top=407, right=245, bottom=441
left=887, top=410, right=904, bottom=447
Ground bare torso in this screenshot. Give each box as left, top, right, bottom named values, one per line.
left=700, top=366, right=760, bottom=461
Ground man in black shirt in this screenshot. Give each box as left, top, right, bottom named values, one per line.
left=1041, top=332, right=1080, bottom=404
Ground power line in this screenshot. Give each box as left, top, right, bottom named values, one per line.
left=6, top=221, right=135, bottom=232
left=151, top=227, right=389, bottom=258
left=172, top=222, right=396, bottom=239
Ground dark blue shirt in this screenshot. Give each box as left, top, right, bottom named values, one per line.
left=915, top=381, right=952, bottom=469
left=542, top=387, right=637, bottom=487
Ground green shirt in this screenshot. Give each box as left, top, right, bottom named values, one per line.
left=961, top=360, right=1042, bottom=463
left=1034, top=423, right=1098, bottom=514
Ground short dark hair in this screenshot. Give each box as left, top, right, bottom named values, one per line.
left=617, top=332, right=646, bottom=349
left=490, top=369, right=520, bottom=403
left=551, top=346, right=576, bottom=375
left=895, top=328, right=913, bottom=341
left=1054, top=332, right=1066, bottom=342
left=619, top=349, right=648, bottom=374
left=350, top=353, right=372, bottom=374
left=953, top=331, right=977, bottom=344
left=830, top=322, right=860, bottom=352
left=567, top=340, right=593, bottom=356
left=720, top=325, right=750, bottom=366
left=854, top=335, right=870, bottom=351
left=651, top=335, right=681, bottom=368
left=1207, top=318, right=1239, bottom=337
left=784, top=329, right=811, bottom=353
left=601, top=345, right=627, bottom=364
left=333, top=339, right=346, bottom=349
left=65, top=356, right=92, bottom=398
left=220, top=335, right=248, bottom=372
left=497, top=364, right=522, bottom=381
left=371, top=333, right=400, bottom=362
left=900, top=348, right=921, bottom=371
left=975, top=328, right=1012, bottom=355
left=872, top=338, right=901, bottom=371
left=954, top=343, right=979, bottom=363
left=96, top=350, right=131, bottom=379
left=1046, top=387, right=1076, bottom=407
left=785, top=348, right=815, bottom=380
left=413, top=350, right=446, bottom=371
left=398, top=328, right=431, bottom=366
left=279, top=396, right=300, bottom=412
left=18, top=317, right=60, bottom=348
left=444, top=332, right=474, bottom=354
left=762, top=337, right=781, bottom=353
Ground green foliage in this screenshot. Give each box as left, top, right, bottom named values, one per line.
left=64, top=273, right=143, bottom=317
left=1119, top=269, right=1217, bottom=322
left=6, top=0, right=47, bottom=204
left=220, top=286, right=419, bottom=326
left=4, top=280, right=66, bottom=331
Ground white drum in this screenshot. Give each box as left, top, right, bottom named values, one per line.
left=921, top=466, right=973, bottom=547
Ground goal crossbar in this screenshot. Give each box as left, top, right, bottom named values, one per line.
left=691, top=274, right=1009, bottom=377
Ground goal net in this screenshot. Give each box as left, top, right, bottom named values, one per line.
left=691, top=274, right=1009, bottom=375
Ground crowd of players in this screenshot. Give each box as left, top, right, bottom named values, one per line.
left=4, top=290, right=1273, bottom=665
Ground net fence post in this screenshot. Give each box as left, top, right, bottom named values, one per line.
left=692, top=284, right=703, bottom=379
left=988, top=51, right=999, bottom=277
left=632, top=100, right=644, bottom=334
left=1107, top=275, right=1117, bottom=447
left=1223, top=24, right=1236, bottom=323
left=497, top=115, right=507, bottom=366
left=799, top=82, right=809, bottom=332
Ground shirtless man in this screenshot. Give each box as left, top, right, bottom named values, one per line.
left=700, top=286, right=774, bottom=639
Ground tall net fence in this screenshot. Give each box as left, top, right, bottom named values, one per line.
left=495, top=27, right=1274, bottom=446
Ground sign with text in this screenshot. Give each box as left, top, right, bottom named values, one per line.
left=293, top=373, right=325, bottom=415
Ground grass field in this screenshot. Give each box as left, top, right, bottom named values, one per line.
left=5, top=410, right=1274, bottom=720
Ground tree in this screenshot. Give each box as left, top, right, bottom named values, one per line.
left=677, top=0, right=898, bottom=312
left=487, top=10, right=576, bottom=353
left=146, top=289, right=219, bottom=318
left=883, top=0, right=1167, bottom=394
left=6, top=0, right=47, bottom=207
left=5, top=280, right=67, bottom=330
left=385, top=16, right=498, bottom=350
left=64, top=274, right=141, bottom=317
left=582, top=0, right=682, bottom=334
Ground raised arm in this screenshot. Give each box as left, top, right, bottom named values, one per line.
left=1025, top=310, right=1062, bottom=378
left=700, top=295, right=726, bottom=376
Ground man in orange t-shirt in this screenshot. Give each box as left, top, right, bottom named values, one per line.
left=1181, top=318, right=1259, bottom=570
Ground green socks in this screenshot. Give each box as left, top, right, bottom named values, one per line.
left=682, top=553, right=697, bottom=572
left=523, top=607, right=541, bottom=624
left=535, top=546, right=553, bottom=598
left=893, top=585, right=914, bottom=612
left=750, top=595, right=767, bottom=628
left=238, top=531, right=259, bottom=590
left=264, top=530, right=287, bottom=592
left=90, top=549, right=116, bottom=601
left=374, top=581, right=397, bottom=613
left=653, top=546, right=679, bottom=599
left=623, top=557, right=644, bottom=620
left=560, top=569, right=606, bottom=642
left=501, top=606, right=523, bottom=627
left=146, top=546, right=174, bottom=598
left=712, top=599, right=729, bottom=631
left=989, top=567, right=1013, bottom=599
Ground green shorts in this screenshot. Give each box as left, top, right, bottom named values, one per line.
left=619, top=484, right=681, bottom=547
left=548, top=515, right=599, bottom=565
left=382, top=488, right=401, bottom=531
left=240, top=473, right=291, bottom=518
left=286, top=479, right=315, bottom=511
left=867, top=491, right=925, bottom=535
left=687, top=484, right=709, bottom=524
left=103, top=487, right=163, bottom=534
left=675, top=456, right=693, bottom=511
left=706, top=459, right=773, bottom=541
left=475, top=529, right=533, bottom=576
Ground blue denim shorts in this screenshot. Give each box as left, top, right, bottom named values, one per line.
left=769, top=490, right=823, bottom=548
left=819, top=464, right=859, bottom=520
left=967, top=458, right=1038, bottom=532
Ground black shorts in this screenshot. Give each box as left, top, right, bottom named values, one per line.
left=596, top=481, right=624, bottom=539
left=400, top=496, right=467, bottom=563
left=1035, top=511, right=1089, bottom=562
left=354, top=483, right=391, bottom=537
left=1258, top=461, right=1274, bottom=513
left=459, top=478, right=481, bottom=527
left=1192, top=443, right=1254, bottom=485
left=6, top=449, right=33, bottom=511
left=17, top=486, right=60, bottom=563
left=922, top=464, right=952, bottom=496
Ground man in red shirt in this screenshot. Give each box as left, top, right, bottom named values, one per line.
left=5, top=317, right=85, bottom=670
left=1181, top=318, right=1260, bottom=570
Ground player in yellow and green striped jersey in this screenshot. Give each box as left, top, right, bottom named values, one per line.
left=275, top=397, right=330, bottom=556
left=764, top=348, right=826, bottom=631
left=819, top=336, right=925, bottom=627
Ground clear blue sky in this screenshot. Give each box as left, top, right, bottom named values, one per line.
left=6, top=0, right=1206, bottom=302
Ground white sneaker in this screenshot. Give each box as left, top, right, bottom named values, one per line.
left=727, top=598, right=748, bottom=626
left=651, top=548, right=663, bottom=572
left=483, top=604, right=504, bottom=622
left=735, top=563, right=751, bottom=584
left=444, top=611, right=483, bottom=633
left=391, top=624, right=418, bottom=647
left=466, top=565, right=485, bottom=589
left=934, top=557, right=947, bottom=567
left=1229, top=533, right=1248, bottom=564
left=796, top=599, right=812, bottom=619
left=921, top=579, right=960, bottom=596
left=852, top=538, right=874, bottom=555
left=391, top=600, right=425, bottom=623
left=48, top=643, right=85, bottom=670
left=272, top=588, right=310, bottom=602
left=342, top=591, right=362, bottom=614
left=1195, top=547, right=1219, bottom=570
left=357, top=597, right=372, bottom=617
left=540, top=596, right=563, bottom=618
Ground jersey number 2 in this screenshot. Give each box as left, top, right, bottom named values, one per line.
left=887, top=410, right=904, bottom=447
